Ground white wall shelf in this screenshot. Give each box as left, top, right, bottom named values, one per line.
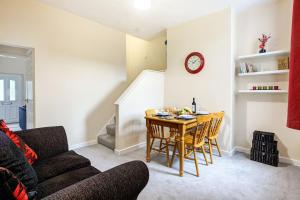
left=238, top=69, right=289, bottom=77
left=238, top=50, right=290, bottom=60
left=237, top=90, right=288, bottom=94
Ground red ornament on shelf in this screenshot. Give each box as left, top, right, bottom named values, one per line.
left=258, top=34, right=271, bottom=53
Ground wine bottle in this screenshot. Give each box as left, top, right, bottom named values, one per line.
left=192, top=98, right=196, bottom=114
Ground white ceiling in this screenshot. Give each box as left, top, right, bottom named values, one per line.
left=39, top=0, right=275, bottom=40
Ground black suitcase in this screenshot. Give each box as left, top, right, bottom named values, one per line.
left=250, top=148, right=279, bottom=167
left=251, top=131, right=279, bottom=167
left=253, top=131, right=275, bottom=142
left=252, top=140, right=278, bottom=154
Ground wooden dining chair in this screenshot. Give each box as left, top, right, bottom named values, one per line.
left=206, top=112, right=225, bottom=164
left=170, top=115, right=211, bottom=177
left=145, top=109, right=175, bottom=167
left=164, top=107, right=179, bottom=137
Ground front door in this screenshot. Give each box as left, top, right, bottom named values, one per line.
left=0, top=74, right=23, bottom=123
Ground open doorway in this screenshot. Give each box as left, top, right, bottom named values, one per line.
left=0, top=44, right=35, bottom=131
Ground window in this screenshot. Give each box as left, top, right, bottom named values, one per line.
left=0, top=80, right=4, bottom=101
left=9, top=80, right=16, bottom=101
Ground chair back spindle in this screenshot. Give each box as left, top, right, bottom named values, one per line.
left=208, top=112, right=224, bottom=139
left=149, top=123, right=165, bottom=138
left=192, top=115, right=212, bottom=146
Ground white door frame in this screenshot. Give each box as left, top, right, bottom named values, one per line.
left=0, top=43, right=35, bottom=128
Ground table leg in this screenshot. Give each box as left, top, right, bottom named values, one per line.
left=179, top=125, right=186, bottom=177
left=146, top=119, right=151, bottom=162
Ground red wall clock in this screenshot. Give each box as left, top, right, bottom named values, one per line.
left=184, top=52, right=205, bottom=74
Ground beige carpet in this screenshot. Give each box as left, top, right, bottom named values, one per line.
left=76, top=144, right=300, bottom=200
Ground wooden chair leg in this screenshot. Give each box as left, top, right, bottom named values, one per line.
left=201, top=146, right=209, bottom=166
left=166, top=140, right=170, bottom=167
left=170, top=142, right=177, bottom=167
left=215, top=139, right=222, bottom=157
left=158, top=139, right=163, bottom=154
left=208, top=140, right=213, bottom=164
left=150, top=138, right=155, bottom=152
left=193, top=148, right=199, bottom=177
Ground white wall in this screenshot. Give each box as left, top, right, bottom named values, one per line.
left=235, top=0, right=300, bottom=161
left=126, top=33, right=167, bottom=83
left=0, top=0, right=127, bottom=146
left=236, top=0, right=292, bottom=55
left=147, top=34, right=167, bottom=71
left=165, top=8, right=234, bottom=152
left=115, top=70, right=164, bottom=153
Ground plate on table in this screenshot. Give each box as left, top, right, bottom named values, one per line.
left=159, top=116, right=174, bottom=120
left=196, top=111, right=209, bottom=115
left=177, top=115, right=196, bottom=120
left=156, top=111, right=171, bottom=117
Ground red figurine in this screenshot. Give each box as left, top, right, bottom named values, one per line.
left=258, top=34, right=271, bottom=53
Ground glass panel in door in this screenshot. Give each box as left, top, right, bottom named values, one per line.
left=0, top=74, right=23, bottom=123
left=0, top=80, right=4, bottom=101
left=9, top=80, right=16, bottom=101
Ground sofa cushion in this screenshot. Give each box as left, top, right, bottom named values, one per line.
left=36, top=166, right=100, bottom=199
left=16, top=126, right=69, bottom=160
left=0, top=120, right=38, bottom=165
left=0, top=131, right=38, bottom=192
left=33, top=150, right=91, bottom=182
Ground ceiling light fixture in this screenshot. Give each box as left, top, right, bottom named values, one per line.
left=134, top=0, right=151, bottom=10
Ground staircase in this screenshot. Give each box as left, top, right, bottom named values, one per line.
left=98, top=120, right=116, bottom=150
left=98, top=70, right=164, bottom=153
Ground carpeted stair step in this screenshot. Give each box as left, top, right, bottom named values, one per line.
left=106, top=124, right=116, bottom=136
left=98, top=134, right=115, bottom=150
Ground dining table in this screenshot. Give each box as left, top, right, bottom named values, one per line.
left=145, top=115, right=198, bottom=177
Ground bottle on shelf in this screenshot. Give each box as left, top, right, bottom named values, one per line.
left=192, top=98, right=196, bottom=114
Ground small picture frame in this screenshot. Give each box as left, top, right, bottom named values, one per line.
left=247, top=63, right=255, bottom=73
left=277, top=56, right=289, bottom=70
left=240, top=63, right=248, bottom=73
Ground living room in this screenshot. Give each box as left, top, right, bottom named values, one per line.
left=0, top=0, right=300, bottom=200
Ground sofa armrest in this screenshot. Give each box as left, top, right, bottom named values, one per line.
left=15, top=126, right=69, bottom=160
left=41, top=161, right=149, bottom=200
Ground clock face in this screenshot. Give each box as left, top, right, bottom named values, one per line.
left=188, top=55, right=202, bottom=70
left=185, top=52, right=205, bottom=74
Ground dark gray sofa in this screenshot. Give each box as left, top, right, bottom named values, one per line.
left=15, top=126, right=149, bottom=200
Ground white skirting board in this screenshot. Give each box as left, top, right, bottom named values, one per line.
left=69, top=140, right=97, bottom=150
left=221, top=148, right=236, bottom=157
left=114, top=142, right=146, bottom=155
left=233, top=146, right=300, bottom=167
